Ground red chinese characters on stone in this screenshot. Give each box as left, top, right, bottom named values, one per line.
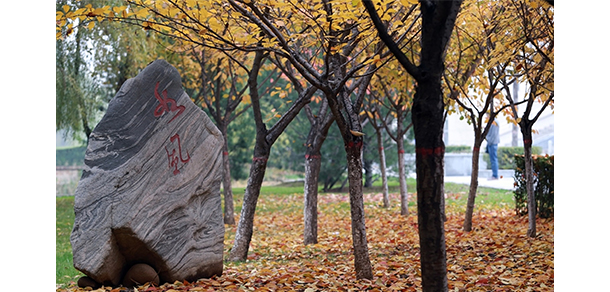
left=154, top=81, right=185, bottom=123
left=165, top=134, right=191, bottom=175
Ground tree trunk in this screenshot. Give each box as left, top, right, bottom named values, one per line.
left=323, top=73, right=373, bottom=280
left=363, top=155, right=373, bottom=188
left=221, top=132, right=235, bottom=225
left=375, top=128, right=390, bottom=208
left=522, top=130, right=537, bottom=237
left=345, top=141, right=374, bottom=280
left=413, top=78, right=448, bottom=292
left=511, top=81, right=520, bottom=147
left=303, top=154, right=321, bottom=245
left=363, top=0, right=461, bottom=289
left=397, top=138, right=409, bottom=216
left=303, top=111, right=334, bottom=245
left=228, top=51, right=271, bottom=261
left=463, top=139, right=483, bottom=232
left=227, top=154, right=268, bottom=261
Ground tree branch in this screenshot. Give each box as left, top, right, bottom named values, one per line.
left=362, top=0, right=421, bottom=80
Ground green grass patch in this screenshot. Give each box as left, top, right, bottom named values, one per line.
left=443, top=182, right=515, bottom=212
left=56, top=196, right=84, bottom=286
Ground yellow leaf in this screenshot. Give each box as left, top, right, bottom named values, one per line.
left=198, top=9, right=209, bottom=22
left=400, top=0, right=418, bottom=5
left=93, top=7, right=108, bottom=16
left=350, top=130, right=365, bottom=137
left=63, top=5, right=70, bottom=13
left=112, top=6, right=126, bottom=15
left=209, top=18, right=223, bottom=31
left=87, top=21, right=95, bottom=29
left=135, top=8, right=149, bottom=18
left=243, top=94, right=251, bottom=104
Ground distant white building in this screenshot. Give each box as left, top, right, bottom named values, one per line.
left=443, top=83, right=554, bottom=155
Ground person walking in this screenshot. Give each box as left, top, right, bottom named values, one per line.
left=485, top=118, right=500, bottom=180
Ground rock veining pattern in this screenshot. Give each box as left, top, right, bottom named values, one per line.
left=70, top=59, right=224, bottom=286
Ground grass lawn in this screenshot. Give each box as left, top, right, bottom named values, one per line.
left=56, top=196, right=83, bottom=285
left=56, top=179, right=548, bottom=291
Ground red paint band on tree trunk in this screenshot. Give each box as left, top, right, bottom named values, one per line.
left=398, top=149, right=405, bottom=154
left=473, top=147, right=479, bottom=152
left=252, top=156, right=268, bottom=163
left=379, top=147, right=384, bottom=151
left=524, top=139, right=532, bottom=145
left=346, top=141, right=363, bottom=149
left=223, top=151, right=229, bottom=156
left=305, top=154, right=321, bottom=159
left=415, top=147, right=445, bottom=156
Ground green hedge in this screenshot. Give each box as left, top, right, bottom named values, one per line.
left=483, top=146, right=542, bottom=169
left=56, top=146, right=87, bottom=166
left=445, top=145, right=471, bottom=153
left=513, top=154, right=554, bottom=218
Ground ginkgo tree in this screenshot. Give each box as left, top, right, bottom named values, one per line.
left=364, top=0, right=464, bottom=291
left=365, top=57, right=417, bottom=216
left=222, top=0, right=397, bottom=279
left=443, top=0, right=523, bottom=232
left=187, top=48, right=253, bottom=225
left=501, top=0, right=554, bottom=238
left=360, top=99, right=391, bottom=208
left=359, top=2, right=422, bottom=215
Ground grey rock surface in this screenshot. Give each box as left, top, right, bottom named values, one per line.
left=70, top=59, right=224, bottom=286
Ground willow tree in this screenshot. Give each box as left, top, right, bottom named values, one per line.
left=56, top=0, right=154, bottom=144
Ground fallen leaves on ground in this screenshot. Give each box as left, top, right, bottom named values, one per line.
left=58, top=192, right=553, bottom=292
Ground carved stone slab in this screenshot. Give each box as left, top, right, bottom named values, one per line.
left=70, top=59, right=224, bottom=287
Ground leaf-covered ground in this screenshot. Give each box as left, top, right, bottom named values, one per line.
left=57, top=191, right=553, bottom=292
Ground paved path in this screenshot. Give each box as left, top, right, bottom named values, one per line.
left=444, top=175, right=515, bottom=190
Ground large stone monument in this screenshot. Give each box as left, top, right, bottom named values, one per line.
left=70, top=59, right=224, bottom=287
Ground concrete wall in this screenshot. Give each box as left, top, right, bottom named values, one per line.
left=444, top=153, right=487, bottom=176
left=401, top=153, right=502, bottom=177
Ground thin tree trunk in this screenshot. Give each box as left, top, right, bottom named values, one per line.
left=345, top=141, right=373, bottom=280
left=228, top=59, right=315, bottom=260
left=523, top=132, right=536, bottom=237
left=228, top=51, right=272, bottom=261
left=323, top=63, right=374, bottom=279
left=363, top=155, right=373, bottom=188
left=512, top=81, right=519, bottom=147
left=463, top=140, right=483, bottom=232
left=221, top=132, right=235, bottom=225
left=303, top=109, right=334, bottom=245
left=228, top=154, right=268, bottom=261
left=375, top=128, right=390, bottom=208
left=397, top=138, right=409, bottom=215
left=303, top=154, right=321, bottom=245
